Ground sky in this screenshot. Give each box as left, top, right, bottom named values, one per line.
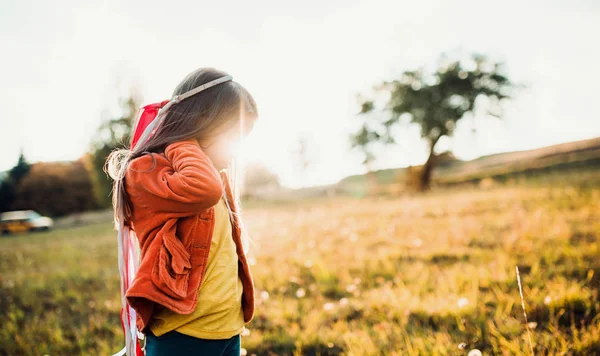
left=1, top=0, right=599, bottom=187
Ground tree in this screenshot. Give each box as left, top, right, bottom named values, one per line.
left=244, top=163, right=280, bottom=188
left=0, top=180, right=16, bottom=213
left=89, top=95, right=139, bottom=207
left=13, top=159, right=98, bottom=216
left=0, top=151, right=31, bottom=212
left=10, top=151, right=31, bottom=184
left=241, top=162, right=280, bottom=199
left=350, top=108, right=392, bottom=194
left=290, top=135, right=316, bottom=187
left=293, top=136, right=311, bottom=172
left=350, top=120, right=379, bottom=170
left=354, top=53, right=514, bottom=190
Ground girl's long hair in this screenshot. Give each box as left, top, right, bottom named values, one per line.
left=105, top=68, right=257, bottom=226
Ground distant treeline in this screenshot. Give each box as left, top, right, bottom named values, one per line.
left=0, top=96, right=137, bottom=217
left=0, top=94, right=279, bottom=217
left=0, top=153, right=280, bottom=218
left=0, top=154, right=100, bottom=217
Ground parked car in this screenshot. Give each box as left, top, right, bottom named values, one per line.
left=0, top=210, right=54, bottom=235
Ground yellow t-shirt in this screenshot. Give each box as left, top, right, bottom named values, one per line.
left=148, top=198, right=245, bottom=339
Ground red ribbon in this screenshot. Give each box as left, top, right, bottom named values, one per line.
left=122, top=98, right=169, bottom=355
left=131, top=100, right=170, bottom=149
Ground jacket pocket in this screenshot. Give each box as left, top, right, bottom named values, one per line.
left=151, top=226, right=192, bottom=300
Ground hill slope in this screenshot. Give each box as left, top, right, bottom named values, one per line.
left=337, top=136, right=600, bottom=190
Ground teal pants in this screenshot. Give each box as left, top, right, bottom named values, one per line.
left=145, top=330, right=241, bottom=356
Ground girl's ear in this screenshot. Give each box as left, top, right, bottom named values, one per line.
left=197, top=136, right=214, bottom=151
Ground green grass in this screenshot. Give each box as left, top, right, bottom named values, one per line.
left=1, top=172, right=599, bottom=355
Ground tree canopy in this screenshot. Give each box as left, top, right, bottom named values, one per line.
left=89, top=96, right=139, bottom=207
left=352, top=53, right=514, bottom=190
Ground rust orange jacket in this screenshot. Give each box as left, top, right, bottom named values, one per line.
left=123, top=139, right=255, bottom=333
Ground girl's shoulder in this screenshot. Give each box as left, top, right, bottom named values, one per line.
left=127, top=140, right=201, bottom=173
left=125, top=152, right=171, bottom=190
left=128, top=152, right=169, bottom=173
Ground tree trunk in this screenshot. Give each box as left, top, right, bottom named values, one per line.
left=419, top=136, right=440, bottom=191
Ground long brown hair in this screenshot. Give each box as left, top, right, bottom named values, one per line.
left=106, top=68, right=257, bottom=223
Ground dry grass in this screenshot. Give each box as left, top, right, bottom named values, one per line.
left=1, top=175, right=599, bottom=355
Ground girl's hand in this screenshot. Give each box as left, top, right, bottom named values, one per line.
left=126, top=139, right=223, bottom=216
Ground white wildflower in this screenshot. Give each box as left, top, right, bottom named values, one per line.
left=323, top=302, right=335, bottom=311
left=296, top=288, right=306, bottom=298
left=457, top=297, right=470, bottom=308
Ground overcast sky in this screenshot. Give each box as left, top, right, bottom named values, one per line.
left=1, top=0, right=599, bottom=187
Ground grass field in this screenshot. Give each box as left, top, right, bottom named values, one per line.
left=1, top=171, right=599, bottom=355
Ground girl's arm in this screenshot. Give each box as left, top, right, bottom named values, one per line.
left=127, top=139, right=223, bottom=215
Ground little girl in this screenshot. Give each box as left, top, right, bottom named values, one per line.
left=107, top=68, right=257, bottom=356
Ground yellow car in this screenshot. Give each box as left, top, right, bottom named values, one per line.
left=0, top=210, right=54, bottom=235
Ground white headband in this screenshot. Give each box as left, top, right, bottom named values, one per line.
left=172, top=75, right=233, bottom=103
